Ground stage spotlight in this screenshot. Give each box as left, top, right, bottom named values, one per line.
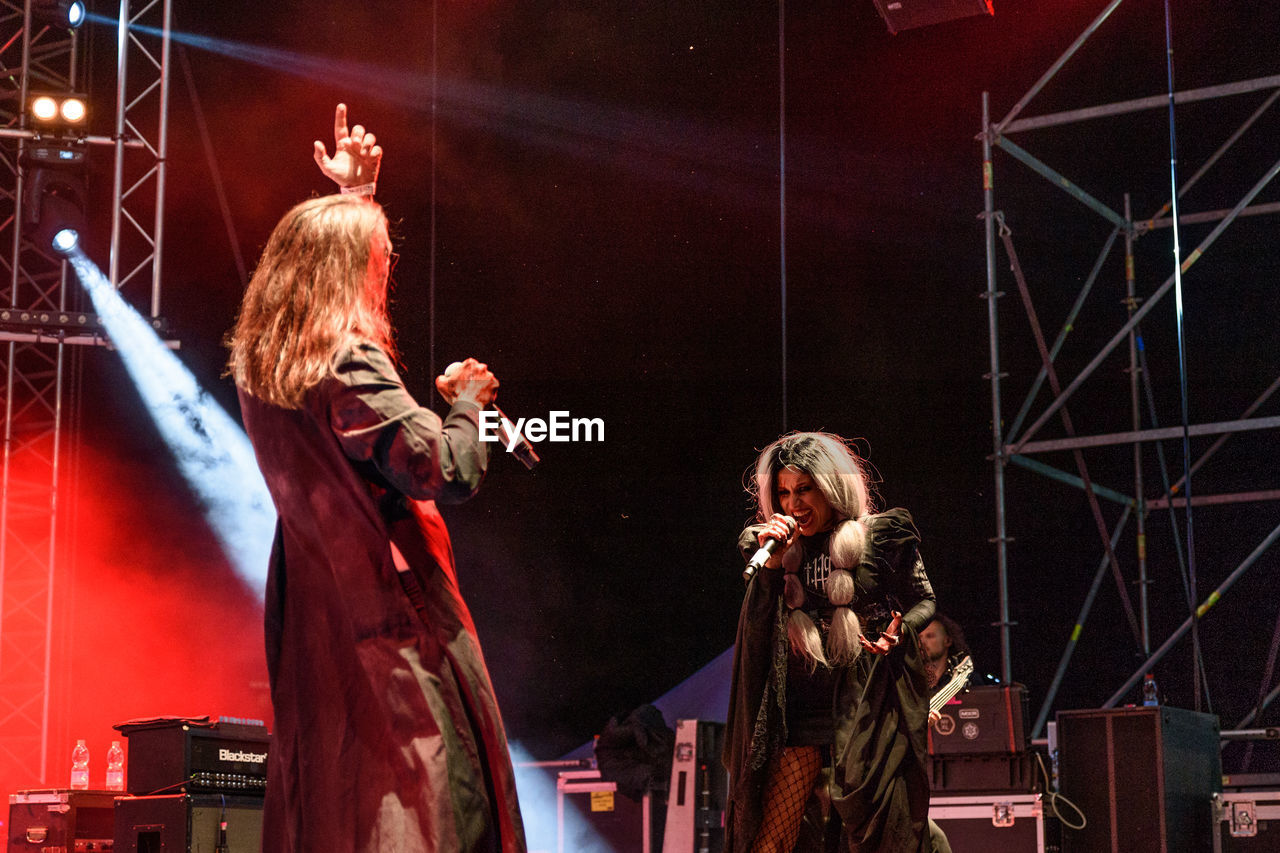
left=32, top=0, right=86, bottom=29
left=22, top=143, right=87, bottom=252
left=26, top=92, right=89, bottom=134
left=31, top=96, right=59, bottom=122
left=52, top=228, right=79, bottom=254
left=60, top=98, right=86, bottom=123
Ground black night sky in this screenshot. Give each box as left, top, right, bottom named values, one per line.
left=34, top=0, right=1280, bottom=786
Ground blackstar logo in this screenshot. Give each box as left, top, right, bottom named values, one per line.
left=219, top=748, right=267, bottom=764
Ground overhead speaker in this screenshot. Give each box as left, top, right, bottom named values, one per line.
left=871, top=0, right=993, bottom=34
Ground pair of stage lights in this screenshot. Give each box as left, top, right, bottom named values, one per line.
left=29, top=94, right=87, bottom=127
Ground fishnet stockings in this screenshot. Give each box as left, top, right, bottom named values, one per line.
left=749, top=746, right=823, bottom=853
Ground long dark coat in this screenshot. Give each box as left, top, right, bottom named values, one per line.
left=239, top=342, right=526, bottom=853
left=723, top=509, right=936, bottom=853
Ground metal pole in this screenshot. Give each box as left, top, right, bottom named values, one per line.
left=110, top=0, right=130, bottom=288
left=1012, top=154, right=1280, bottom=452
left=1031, top=504, right=1133, bottom=738
left=995, top=0, right=1127, bottom=132
left=982, top=92, right=1011, bottom=683
left=1104, top=520, right=1280, bottom=708
left=40, top=338, right=65, bottom=781
left=1124, top=194, right=1149, bottom=654
left=150, top=0, right=172, bottom=317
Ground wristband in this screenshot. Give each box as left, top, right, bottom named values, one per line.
left=340, top=182, right=377, bottom=197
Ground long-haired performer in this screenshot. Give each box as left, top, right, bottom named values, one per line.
left=723, top=432, right=948, bottom=852
left=228, top=105, right=526, bottom=853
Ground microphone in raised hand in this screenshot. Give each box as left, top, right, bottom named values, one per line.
left=440, top=360, right=540, bottom=470
left=744, top=515, right=797, bottom=581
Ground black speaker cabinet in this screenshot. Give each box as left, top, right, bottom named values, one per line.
left=114, top=793, right=263, bottom=853
left=1056, top=706, right=1221, bottom=853
left=870, top=0, right=994, bottom=34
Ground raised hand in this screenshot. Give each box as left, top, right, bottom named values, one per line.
left=313, top=103, right=382, bottom=190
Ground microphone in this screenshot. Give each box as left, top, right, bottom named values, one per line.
left=443, top=362, right=540, bottom=470
left=491, top=403, right=540, bottom=470
left=743, top=516, right=796, bottom=581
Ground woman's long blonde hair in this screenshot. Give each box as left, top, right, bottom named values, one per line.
left=749, top=432, right=878, bottom=668
left=228, top=194, right=395, bottom=408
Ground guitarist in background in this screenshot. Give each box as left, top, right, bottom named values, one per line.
left=919, top=613, right=971, bottom=695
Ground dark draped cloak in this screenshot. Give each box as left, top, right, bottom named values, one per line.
left=239, top=342, right=526, bottom=853
left=723, top=509, right=936, bottom=853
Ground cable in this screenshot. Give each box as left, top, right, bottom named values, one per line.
left=778, top=0, right=788, bottom=432
left=1035, top=751, right=1086, bottom=832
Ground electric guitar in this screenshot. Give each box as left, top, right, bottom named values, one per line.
left=929, top=654, right=974, bottom=716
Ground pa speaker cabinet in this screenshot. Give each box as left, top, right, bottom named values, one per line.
left=114, top=793, right=263, bottom=853
left=8, top=789, right=116, bottom=853
left=663, top=719, right=727, bottom=853
left=871, top=0, right=993, bottom=34
left=1057, top=706, right=1221, bottom=853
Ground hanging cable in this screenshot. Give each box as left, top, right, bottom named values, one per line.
left=429, top=0, right=439, bottom=400
left=778, top=0, right=787, bottom=433
left=1162, top=0, right=1207, bottom=713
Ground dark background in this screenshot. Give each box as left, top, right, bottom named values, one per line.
left=23, top=0, right=1280, bottom=786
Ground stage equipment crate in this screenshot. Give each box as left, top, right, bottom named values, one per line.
left=7, top=789, right=115, bottom=852
left=7, top=789, right=116, bottom=853
left=556, top=769, right=652, bottom=853
left=929, top=684, right=1029, bottom=755
left=1214, top=790, right=1280, bottom=853
left=928, top=750, right=1040, bottom=794
left=113, top=793, right=262, bottom=853
left=929, top=793, right=1045, bottom=852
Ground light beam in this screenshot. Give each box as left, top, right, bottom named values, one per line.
left=61, top=239, right=275, bottom=595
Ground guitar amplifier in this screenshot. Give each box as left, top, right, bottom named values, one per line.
left=114, top=793, right=263, bottom=853
left=116, top=718, right=269, bottom=796
left=929, top=685, right=1028, bottom=756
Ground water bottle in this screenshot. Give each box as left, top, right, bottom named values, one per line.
left=1142, top=672, right=1159, bottom=706
left=105, top=740, right=125, bottom=791
left=70, top=739, right=90, bottom=790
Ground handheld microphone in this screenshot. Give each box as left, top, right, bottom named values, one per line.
left=743, top=516, right=797, bottom=581
left=444, top=362, right=540, bottom=470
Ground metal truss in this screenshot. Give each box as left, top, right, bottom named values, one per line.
left=981, top=0, right=1280, bottom=743
left=0, top=0, right=171, bottom=788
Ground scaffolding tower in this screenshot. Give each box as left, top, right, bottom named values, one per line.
left=0, top=0, right=171, bottom=786
left=981, top=0, right=1280, bottom=743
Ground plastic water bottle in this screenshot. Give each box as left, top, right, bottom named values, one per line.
left=1142, top=672, right=1159, bottom=706
left=70, top=739, right=90, bottom=789
left=105, top=740, right=125, bottom=791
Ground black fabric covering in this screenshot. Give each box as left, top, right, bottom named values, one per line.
left=595, top=704, right=676, bottom=800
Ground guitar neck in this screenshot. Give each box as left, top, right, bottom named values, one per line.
left=929, top=656, right=973, bottom=712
